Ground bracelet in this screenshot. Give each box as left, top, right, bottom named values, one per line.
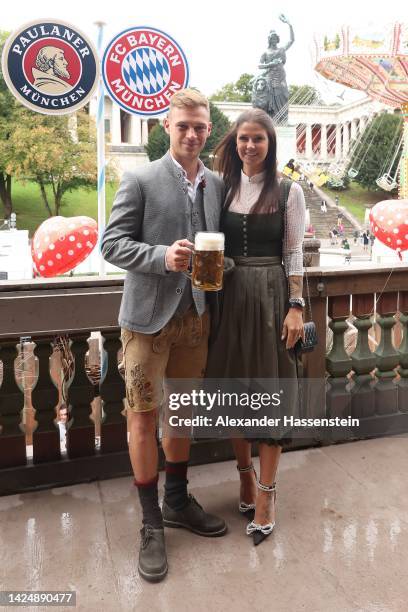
left=288, top=297, right=305, bottom=309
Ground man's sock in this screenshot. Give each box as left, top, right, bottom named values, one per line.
left=134, top=474, right=163, bottom=529
left=163, top=460, right=189, bottom=511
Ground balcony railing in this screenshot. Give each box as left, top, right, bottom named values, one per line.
left=1, top=263, right=408, bottom=495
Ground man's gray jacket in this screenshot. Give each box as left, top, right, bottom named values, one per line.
left=101, top=152, right=224, bottom=333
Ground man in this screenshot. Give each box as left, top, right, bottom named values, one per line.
left=57, top=404, right=69, bottom=452
left=101, top=89, right=226, bottom=583
left=343, top=238, right=351, bottom=263
left=32, top=46, right=71, bottom=94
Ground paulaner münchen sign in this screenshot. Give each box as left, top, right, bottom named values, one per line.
left=2, top=20, right=99, bottom=115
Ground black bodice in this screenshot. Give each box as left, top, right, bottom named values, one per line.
left=222, top=210, right=284, bottom=258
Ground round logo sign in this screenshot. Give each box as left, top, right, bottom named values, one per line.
left=1, top=19, right=99, bottom=115
left=102, top=26, right=189, bottom=116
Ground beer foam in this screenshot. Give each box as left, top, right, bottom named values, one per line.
left=195, top=232, right=224, bottom=251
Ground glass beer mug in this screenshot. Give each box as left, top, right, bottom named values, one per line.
left=185, top=231, right=225, bottom=291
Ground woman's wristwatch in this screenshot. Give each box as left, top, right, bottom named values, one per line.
left=288, top=297, right=305, bottom=310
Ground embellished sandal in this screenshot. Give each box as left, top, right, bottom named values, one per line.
left=246, top=481, right=276, bottom=546
left=237, top=463, right=257, bottom=520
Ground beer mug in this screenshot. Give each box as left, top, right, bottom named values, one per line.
left=185, top=232, right=225, bottom=291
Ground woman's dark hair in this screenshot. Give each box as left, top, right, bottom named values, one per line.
left=214, top=108, right=280, bottom=214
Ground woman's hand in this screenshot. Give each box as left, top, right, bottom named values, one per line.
left=281, top=308, right=304, bottom=349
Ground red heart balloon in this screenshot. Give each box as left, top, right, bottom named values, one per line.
left=369, top=200, right=408, bottom=255
left=32, top=216, right=98, bottom=277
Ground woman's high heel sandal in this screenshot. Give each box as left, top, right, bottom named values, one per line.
left=237, top=463, right=257, bottom=520
left=246, top=481, right=276, bottom=546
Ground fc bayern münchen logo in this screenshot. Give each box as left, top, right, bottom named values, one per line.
left=1, top=19, right=99, bottom=115
left=102, top=26, right=189, bottom=116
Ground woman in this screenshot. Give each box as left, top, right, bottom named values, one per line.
left=207, top=108, right=305, bottom=545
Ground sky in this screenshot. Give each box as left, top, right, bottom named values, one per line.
left=2, top=0, right=406, bottom=104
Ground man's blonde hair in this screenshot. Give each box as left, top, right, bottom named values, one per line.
left=169, top=88, right=210, bottom=113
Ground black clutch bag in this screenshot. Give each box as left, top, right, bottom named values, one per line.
left=293, top=267, right=318, bottom=354
left=281, top=177, right=318, bottom=356
left=294, top=321, right=318, bottom=353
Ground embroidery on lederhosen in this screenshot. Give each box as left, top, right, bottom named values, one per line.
left=127, top=364, right=154, bottom=408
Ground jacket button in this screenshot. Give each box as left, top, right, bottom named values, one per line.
left=176, top=287, right=183, bottom=295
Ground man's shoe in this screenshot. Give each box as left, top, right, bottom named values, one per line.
left=138, top=525, right=168, bottom=583
left=162, top=494, right=227, bottom=537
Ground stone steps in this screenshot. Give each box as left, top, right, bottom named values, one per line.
left=299, top=181, right=358, bottom=239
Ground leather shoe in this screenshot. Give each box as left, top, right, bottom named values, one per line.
left=138, top=525, right=168, bottom=583
left=162, top=494, right=227, bottom=537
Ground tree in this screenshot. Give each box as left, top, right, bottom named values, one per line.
left=144, top=122, right=170, bottom=163
left=288, top=84, right=323, bottom=105
left=0, top=30, right=17, bottom=218
left=7, top=110, right=99, bottom=216
left=145, top=102, right=230, bottom=167
left=348, top=112, right=403, bottom=191
left=210, top=73, right=254, bottom=103
left=201, top=102, right=230, bottom=167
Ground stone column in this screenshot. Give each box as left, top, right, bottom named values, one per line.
left=111, top=104, right=122, bottom=145
left=326, top=296, right=353, bottom=442
left=343, top=122, right=350, bottom=157
left=359, top=116, right=366, bottom=133
left=335, top=124, right=342, bottom=161
left=351, top=119, right=358, bottom=142
left=374, top=293, right=399, bottom=415
left=305, top=123, right=313, bottom=158
left=141, top=119, right=149, bottom=145
left=320, top=124, right=327, bottom=161
left=130, top=115, right=142, bottom=145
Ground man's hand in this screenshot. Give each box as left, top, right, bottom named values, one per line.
left=165, top=239, right=194, bottom=272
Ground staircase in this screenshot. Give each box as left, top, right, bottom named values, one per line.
left=299, top=181, right=358, bottom=239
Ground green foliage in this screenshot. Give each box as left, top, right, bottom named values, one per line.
left=145, top=123, right=170, bottom=161
left=11, top=179, right=118, bottom=236
left=210, top=73, right=254, bottom=103
left=201, top=102, right=230, bottom=167
left=324, top=180, right=395, bottom=223
left=0, top=30, right=18, bottom=215
left=348, top=112, right=403, bottom=191
left=288, top=84, right=323, bottom=105
left=210, top=72, right=323, bottom=107
left=6, top=109, right=100, bottom=215
left=145, top=102, right=230, bottom=168
left=326, top=177, right=349, bottom=190
left=0, top=30, right=108, bottom=217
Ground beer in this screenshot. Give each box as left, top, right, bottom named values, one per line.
left=192, top=232, right=224, bottom=291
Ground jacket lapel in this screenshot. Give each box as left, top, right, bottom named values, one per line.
left=161, top=151, right=188, bottom=199
left=161, top=152, right=220, bottom=231
left=203, top=170, right=220, bottom=231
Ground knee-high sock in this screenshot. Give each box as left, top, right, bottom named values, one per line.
left=163, top=460, right=189, bottom=510
left=134, top=474, right=163, bottom=528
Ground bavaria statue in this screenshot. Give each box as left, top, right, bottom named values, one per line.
left=252, top=14, right=294, bottom=125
